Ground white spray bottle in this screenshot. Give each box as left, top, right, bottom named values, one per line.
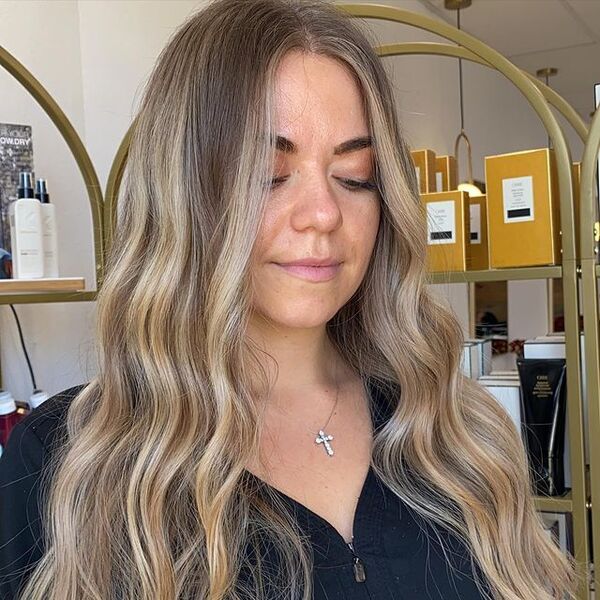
left=35, top=179, right=59, bottom=278
left=8, top=172, right=44, bottom=279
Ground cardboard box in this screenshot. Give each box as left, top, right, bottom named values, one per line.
left=411, top=149, right=437, bottom=194
left=422, top=190, right=470, bottom=272
left=435, top=155, right=458, bottom=192
left=485, top=148, right=561, bottom=267
left=468, top=195, right=489, bottom=270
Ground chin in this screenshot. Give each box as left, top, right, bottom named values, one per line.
left=257, top=305, right=341, bottom=330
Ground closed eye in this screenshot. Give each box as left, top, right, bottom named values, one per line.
left=268, top=176, right=377, bottom=192
left=269, top=176, right=288, bottom=189
left=338, top=178, right=378, bottom=192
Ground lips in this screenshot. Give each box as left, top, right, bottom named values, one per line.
left=273, top=262, right=342, bottom=282
left=277, top=258, right=341, bottom=267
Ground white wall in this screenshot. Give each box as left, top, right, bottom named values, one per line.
left=0, top=0, right=569, bottom=401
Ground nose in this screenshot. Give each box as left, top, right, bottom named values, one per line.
left=289, top=168, right=343, bottom=233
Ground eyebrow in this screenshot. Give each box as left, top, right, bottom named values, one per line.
left=273, top=135, right=373, bottom=155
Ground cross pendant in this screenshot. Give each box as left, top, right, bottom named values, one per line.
left=315, top=429, right=334, bottom=456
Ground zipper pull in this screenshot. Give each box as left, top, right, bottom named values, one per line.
left=352, top=556, right=367, bottom=582
left=347, top=540, right=367, bottom=583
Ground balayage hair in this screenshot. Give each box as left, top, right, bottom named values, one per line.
left=22, top=0, right=579, bottom=598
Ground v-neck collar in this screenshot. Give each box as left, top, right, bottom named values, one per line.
left=244, top=376, right=398, bottom=565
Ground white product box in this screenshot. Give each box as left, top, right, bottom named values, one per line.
left=478, top=373, right=521, bottom=433
left=540, top=511, right=573, bottom=556
left=461, top=342, right=479, bottom=379
left=464, top=338, right=493, bottom=377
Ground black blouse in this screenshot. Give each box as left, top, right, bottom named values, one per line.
left=0, top=381, right=492, bottom=599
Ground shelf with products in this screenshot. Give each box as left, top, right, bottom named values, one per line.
left=0, top=45, right=105, bottom=297
left=0, top=276, right=85, bottom=293
left=0, top=46, right=102, bottom=388
left=0, top=277, right=89, bottom=306
left=429, top=266, right=562, bottom=284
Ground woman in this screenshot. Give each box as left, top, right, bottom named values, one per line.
left=0, top=0, right=579, bottom=598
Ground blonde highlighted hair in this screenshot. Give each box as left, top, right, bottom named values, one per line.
left=22, top=0, right=579, bottom=598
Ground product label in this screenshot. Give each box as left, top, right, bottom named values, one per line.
left=14, top=205, right=43, bottom=276
left=426, top=200, right=456, bottom=245
left=502, top=175, right=534, bottom=223
left=436, top=171, right=444, bottom=192
left=470, top=203, right=481, bottom=244
left=533, top=374, right=553, bottom=399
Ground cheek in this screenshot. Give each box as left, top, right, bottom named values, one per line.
left=345, top=202, right=380, bottom=287
left=351, top=200, right=380, bottom=257
left=368, top=201, right=381, bottom=237
left=252, top=207, right=282, bottom=261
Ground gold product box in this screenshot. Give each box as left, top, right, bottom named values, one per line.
left=468, top=194, right=489, bottom=270
left=435, top=155, right=458, bottom=192
left=484, top=148, right=560, bottom=268
left=421, top=190, right=470, bottom=272
left=411, top=149, right=437, bottom=194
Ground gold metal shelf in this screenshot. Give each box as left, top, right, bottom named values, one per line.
left=578, top=85, right=600, bottom=599
left=0, top=291, right=96, bottom=305
left=0, top=277, right=85, bottom=293
left=428, top=266, right=562, bottom=284
left=535, top=492, right=574, bottom=513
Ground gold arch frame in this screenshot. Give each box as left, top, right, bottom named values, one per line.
left=377, top=42, right=588, bottom=143
left=0, top=46, right=103, bottom=300
left=579, top=104, right=600, bottom=599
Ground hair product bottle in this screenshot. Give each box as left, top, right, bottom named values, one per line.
left=35, top=178, right=59, bottom=278
left=8, top=172, right=44, bottom=279
left=28, top=389, right=49, bottom=410
left=516, top=357, right=568, bottom=496
left=0, top=390, right=23, bottom=447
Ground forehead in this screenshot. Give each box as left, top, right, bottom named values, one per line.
left=272, top=51, right=368, bottom=141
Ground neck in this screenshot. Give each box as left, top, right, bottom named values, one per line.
left=246, top=313, right=355, bottom=409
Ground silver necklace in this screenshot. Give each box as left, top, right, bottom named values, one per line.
left=313, top=362, right=340, bottom=457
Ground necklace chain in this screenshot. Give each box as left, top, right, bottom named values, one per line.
left=313, top=360, right=340, bottom=457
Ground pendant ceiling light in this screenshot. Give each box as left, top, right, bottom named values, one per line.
left=445, top=0, right=483, bottom=197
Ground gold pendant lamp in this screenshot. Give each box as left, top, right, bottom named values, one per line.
left=445, top=0, right=483, bottom=197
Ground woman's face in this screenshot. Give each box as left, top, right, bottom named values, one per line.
left=250, top=51, right=381, bottom=331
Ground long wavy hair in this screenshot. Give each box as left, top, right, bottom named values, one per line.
left=22, top=0, right=579, bottom=598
